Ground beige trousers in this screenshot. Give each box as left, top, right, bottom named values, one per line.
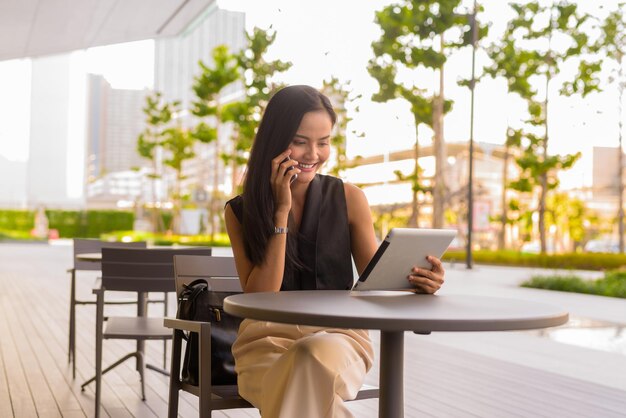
left=232, top=319, right=374, bottom=418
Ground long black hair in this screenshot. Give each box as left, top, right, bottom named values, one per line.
left=241, top=85, right=336, bottom=268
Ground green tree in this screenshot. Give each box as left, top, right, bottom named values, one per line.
left=321, top=77, right=363, bottom=177
left=545, top=192, right=591, bottom=252
left=222, top=28, right=292, bottom=194
left=137, top=91, right=180, bottom=232
left=595, top=5, right=626, bottom=252
left=369, top=0, right=475, bottom=228
left=498, top=128, right=523, bottom=250
left=161, top=125, right=195, bottom=234
left=191, top=44, right=240, bottom=240
left=484, top=16, right=540, bottom=250
left=489, top=1, right=601, bottom=254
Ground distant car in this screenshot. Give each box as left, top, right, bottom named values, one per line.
left=584, top=239, right=620, bottom=254
left=447, top=236, right=465, bottom=251
left=520, top=241, right=555, bottom=254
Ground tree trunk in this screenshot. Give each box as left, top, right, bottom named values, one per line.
left=408, top=125, right=420, bottom=227
left=231, top=126, right=240, bottom=196
left=539, top=86, right=549, bottom=254
left=172, top=172, right=182, bottom=235
left=151, top=150, right=164, bottom=233
left=205, top=98, right=224, bottom=243
left=618, top=55, right=624, bottom=253
left=432, top=35, right=447, bottom=229
left=499, top=143, right=510, bottom=250
left=210, top=113, right=221, bottom=243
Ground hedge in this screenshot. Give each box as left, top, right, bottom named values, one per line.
left=443, top=250, right=626, bottom=271
left=0, top=209, right=134, bottom=238
left=0, top=210, right=34, bottom=231
left=100, top=230, right=231, bottom=247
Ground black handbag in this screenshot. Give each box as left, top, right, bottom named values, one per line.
left=177, top=279, right=242, bottom=386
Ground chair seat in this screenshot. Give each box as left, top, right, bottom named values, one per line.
left=104, top=316, right=172, bottom=340
left=354, top=384, right=379, bottom=400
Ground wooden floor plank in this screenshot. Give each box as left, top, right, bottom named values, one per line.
left=0, top=279, right=38, bottom=417
left=6, top=281, right=63, bottom=418
left=403, top=336, right=626, bottom=418
left=421, top=340, right=626, bottom=416
left=0, top=299, right=16, bottom=418
left=13, top=260, right=117, bottom=418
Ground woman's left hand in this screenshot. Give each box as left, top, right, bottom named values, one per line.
left=407, top=255, right=445, bottom=294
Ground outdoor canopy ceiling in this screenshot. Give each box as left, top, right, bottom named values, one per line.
left=0, top=0, right=214, bottom=61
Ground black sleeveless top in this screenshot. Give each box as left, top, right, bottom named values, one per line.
left=227, top=174, right=354, bottom=291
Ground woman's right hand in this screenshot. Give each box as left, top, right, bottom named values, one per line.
left=271, top=149, right=300, bottom=213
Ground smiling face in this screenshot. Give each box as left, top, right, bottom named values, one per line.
left=288, top=110, right=333, bottom=184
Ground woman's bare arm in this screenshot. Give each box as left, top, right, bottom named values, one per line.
left=344, top=183, right=379, bottom=276
left=225, top=204, right=288, bottom=293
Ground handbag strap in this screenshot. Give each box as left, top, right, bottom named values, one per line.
left=181, top=279, right=208, bottom=302
left=178, top=279, right=209, bottom=341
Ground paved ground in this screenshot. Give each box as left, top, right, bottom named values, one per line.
left=0, top=241, right=624, bottom=417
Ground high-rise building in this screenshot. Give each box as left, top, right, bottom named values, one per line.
left=155, top=4, right=245, bottom=113
left=84, top=74, right=151, bottom=208
left=86, top=74, right=148, bottom=180
left=592, top=146, right=621, bottom=197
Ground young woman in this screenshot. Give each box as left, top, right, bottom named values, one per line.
left=225, top=85, right=445, bottom=417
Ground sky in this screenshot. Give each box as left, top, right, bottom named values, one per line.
left=0, top=0, right=624, bottom=192
left=215, top=0, right=624, bottom=190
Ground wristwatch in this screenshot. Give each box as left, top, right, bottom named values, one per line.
left=274, top=226, right=288, bottom=234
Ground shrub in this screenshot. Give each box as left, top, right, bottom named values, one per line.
left=521, top=272, right=626, bottom=298
left=596, top=270, right=626, bottom=298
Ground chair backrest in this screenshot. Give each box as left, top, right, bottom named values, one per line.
left=101, top=247, right=212, bottom=293
left=173, top=255, right=242, bottom=297
left=73, top=238, right=147, bottom=271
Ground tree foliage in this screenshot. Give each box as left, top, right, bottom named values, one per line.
left=191, top=44, right=240, bottom=239
left=162, top=125, right=195, bottom=234
left=594, top=4, right=626, bottom=252
left=136, top=91, right=181, bottom=232
left=487, top=0, right=601, bottom=253
left=222, top=27, right=292, bottom=192
left=320, top=77, right=363, bottom=177
left=369, top=0, right=481, bottom=227
left=545, top=192, right=593, bottom=251
left=191, top=45, right=240, bottom=145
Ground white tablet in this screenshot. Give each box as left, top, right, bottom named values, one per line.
left=352, top=228, right=456, bottom=291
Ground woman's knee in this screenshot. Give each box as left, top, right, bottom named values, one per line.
left=289, top=333, right=361, bottom=370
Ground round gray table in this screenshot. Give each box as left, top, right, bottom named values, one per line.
left=224, top=290, right=569, bottom=418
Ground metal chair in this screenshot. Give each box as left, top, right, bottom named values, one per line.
left=80, top=247, right=212, bottom=418
left=67, top=239, right=147, bottom=378
left=165, top=255, right=379, bottom=418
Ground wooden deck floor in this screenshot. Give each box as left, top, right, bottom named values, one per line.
left=1, top=243, right=625, bottom=417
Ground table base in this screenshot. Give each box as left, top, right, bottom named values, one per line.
left=380, top=331, right=404, bottom=418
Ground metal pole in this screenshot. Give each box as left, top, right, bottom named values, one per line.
left=379, top=331, right=405, bottom=418
left=618, top=60, right=624, bottom=254
left=466, top=1, right=478, bottom=269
